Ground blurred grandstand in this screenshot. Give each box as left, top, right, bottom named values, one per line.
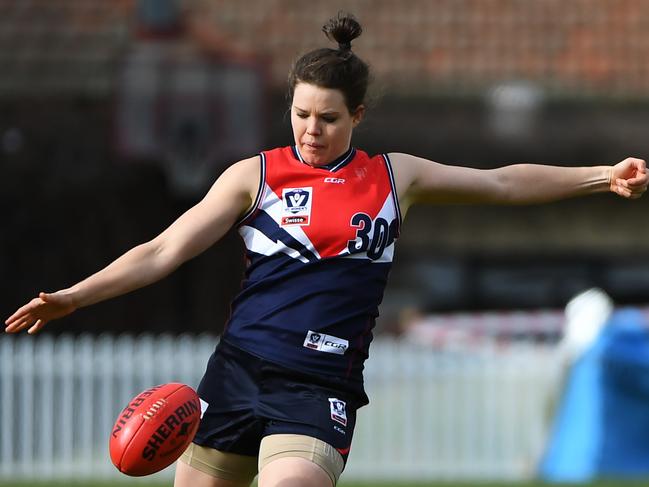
left=1, top=0, right=649, bottom=331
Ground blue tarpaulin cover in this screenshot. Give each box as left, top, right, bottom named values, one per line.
left=540, top=309, right=649, bottom=482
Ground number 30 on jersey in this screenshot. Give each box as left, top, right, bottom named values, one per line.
left=347, top=213, right=397, bottom=260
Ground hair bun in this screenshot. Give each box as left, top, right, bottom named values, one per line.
left=322, top=12, right=362, bottom=52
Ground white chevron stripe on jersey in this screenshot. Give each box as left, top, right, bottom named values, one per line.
left=258, top=183, right=322, bottom=259
left=239, top=225, right=311, bottom=263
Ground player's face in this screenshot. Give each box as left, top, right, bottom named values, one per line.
left=291, top=82, right=364, bottom=167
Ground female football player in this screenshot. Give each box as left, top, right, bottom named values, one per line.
left=5, top=12, right=647, bottom=487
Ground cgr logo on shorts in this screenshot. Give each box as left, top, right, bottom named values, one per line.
left=328, top=398, right=348, bottom=426
left=303, top=330, right=348, bottom=355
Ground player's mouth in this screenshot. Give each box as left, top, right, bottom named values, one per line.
left=303, top=142, right=325, bottom=151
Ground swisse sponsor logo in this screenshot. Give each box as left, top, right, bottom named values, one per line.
left=324, top=177, right=345, bottom=184
left=281, top=215, right=309, bottom=225
left=303, top=330, right=348, bottom=355
left=141, top=398, right=200, bottom=461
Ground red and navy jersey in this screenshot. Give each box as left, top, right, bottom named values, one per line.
left=222, top=146, right=402, bottom=385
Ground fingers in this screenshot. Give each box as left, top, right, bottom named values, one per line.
left=616, top=157, right=647, bottom=182
left=5, top=298, right=42, bottom=326
left=631, top=157, right=647, bottom=173
left=5, top=311, right=49, bottom=334
left=612, top=178, right=646, bottom=199
left=612, top=181, right=632, bottom=198
left=4, top=318, right=26, bottom=333
left=612, top=157, right=648, bottom=199
left=622, top=157, right=647, bottom=172
left=4, top=295, right=48, bottom=334
left=623, top=171, right=648, bottom=197
left=627, top=173, right=648, bottom=188
left=622, top=157, right=647, bottom=169
left=5, top=291, right=74, bottom=334
left=28, top=319, right=45, bottom=335
left=627, top=162, right=648, bottom=185
left=5, top=316, right=42, bottom=334
left=613, top=185, right=645, bottom=198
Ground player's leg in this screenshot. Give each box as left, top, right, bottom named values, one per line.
left=257, top=434, right=344, bottom=487
left=174, top=443, right=258, bottom=487
left=178, top=342, right=263, bottom=487
left=174, top=460, right=247, bottom=487
left=258, top=456, right=332, bottom=487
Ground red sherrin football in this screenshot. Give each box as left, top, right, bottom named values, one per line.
left=109, top=383, right=201, bottom=476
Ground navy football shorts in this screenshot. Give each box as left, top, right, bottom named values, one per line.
left=192, top=339, right=368, bottom=464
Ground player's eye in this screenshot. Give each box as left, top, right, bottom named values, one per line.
left=321, top=115, right=337, bottom=123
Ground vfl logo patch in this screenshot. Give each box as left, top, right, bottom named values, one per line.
left=329, top=398, right=348, bottom=426
left=303, top=330, right=348, bottom=355
left=282, top=187, right=312, bottom=226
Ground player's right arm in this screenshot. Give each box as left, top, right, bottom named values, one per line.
left=5, top=156, right=261, bottom=334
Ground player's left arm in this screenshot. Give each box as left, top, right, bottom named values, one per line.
left=389, top=153, right=647, bottom=207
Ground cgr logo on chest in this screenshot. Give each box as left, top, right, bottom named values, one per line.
left=324, top=177, right=345, bottom=184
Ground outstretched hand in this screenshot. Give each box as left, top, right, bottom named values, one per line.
left=4, top=292, right=77, bottom=334
left=610, top=157, right=648, bottom=199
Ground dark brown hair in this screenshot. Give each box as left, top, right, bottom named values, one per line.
left=288, top=12, right=370, bottom=113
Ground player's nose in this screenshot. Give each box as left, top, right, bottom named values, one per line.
left=306, top=117, right=321, bottom=135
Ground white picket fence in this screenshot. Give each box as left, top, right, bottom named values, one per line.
left=0, top=333, right=563, bottom=482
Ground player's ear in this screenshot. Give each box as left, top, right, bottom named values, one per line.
left=351, top=105, right=365, bottom=127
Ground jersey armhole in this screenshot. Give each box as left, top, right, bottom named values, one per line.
left=381, top=153, right=403, bottom=236
left=236, top=153, right=266, bottom=227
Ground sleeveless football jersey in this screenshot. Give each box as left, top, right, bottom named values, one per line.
left=222, top=146, right=402, bottom=384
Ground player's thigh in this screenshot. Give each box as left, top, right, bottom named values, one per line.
left=175, top=442, right=257, bottom=487
left=258, top=434, right=343, bottom=487
left=175, top=460, right=249, bottom=487
left=258, top=456, right=332, bottom=487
